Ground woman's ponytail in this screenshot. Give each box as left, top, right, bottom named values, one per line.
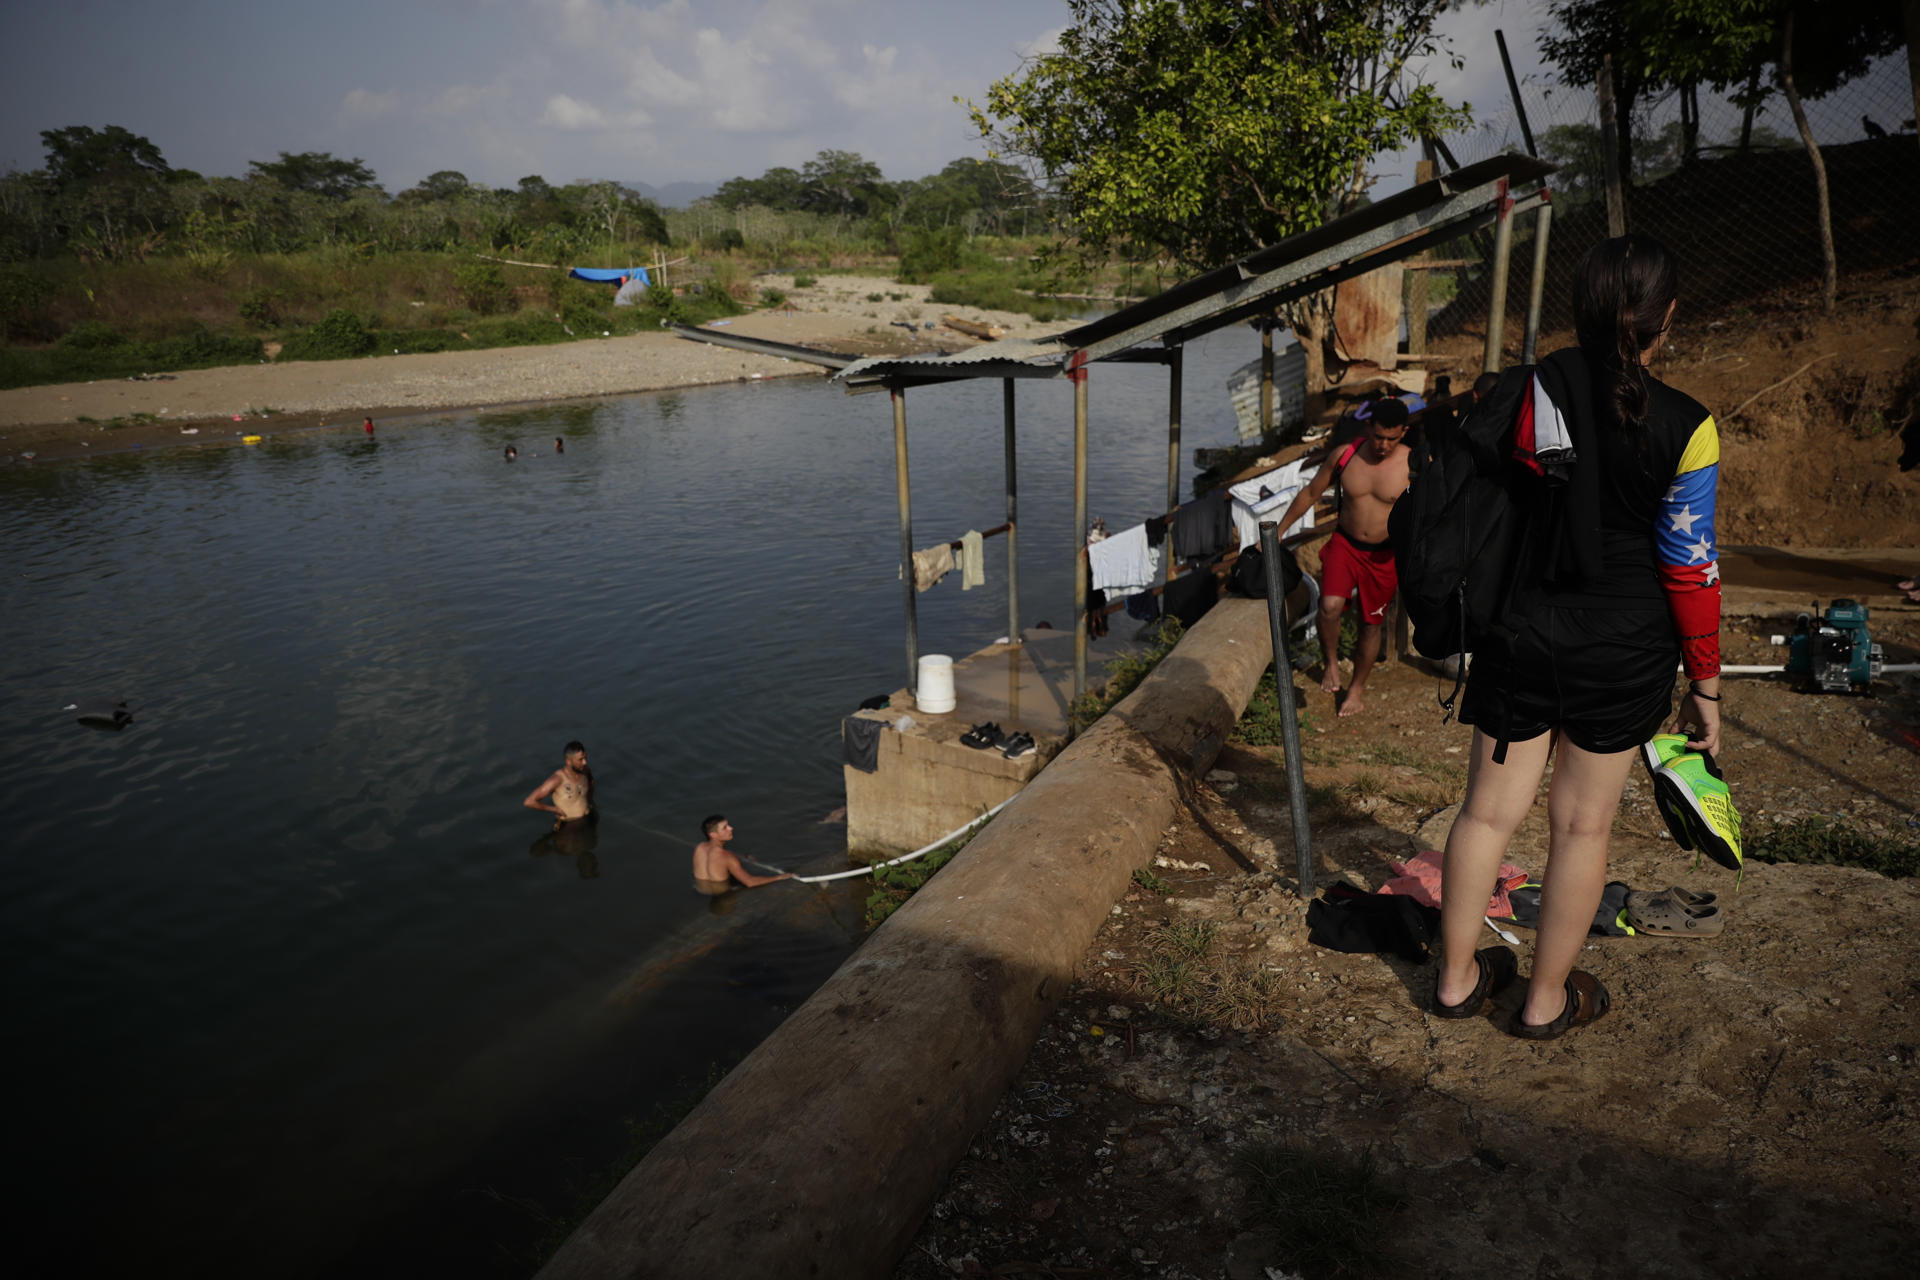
left=1572, top=235, right=1678, bottom=445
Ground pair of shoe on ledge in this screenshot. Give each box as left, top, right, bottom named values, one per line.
left=959, top=722, right=1036, bottom=759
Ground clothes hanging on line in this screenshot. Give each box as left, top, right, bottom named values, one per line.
left=902, top=542, right=955, bottom=592
left=959, top=529, right=986, bottom=590
left=1172, top=489, right=1233, bottom=559
left=1088, top=522, right=1159, bottom=594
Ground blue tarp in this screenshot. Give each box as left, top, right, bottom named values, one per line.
left=569, top=266, right=650, bottom=286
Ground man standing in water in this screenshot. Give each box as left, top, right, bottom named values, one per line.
left=524, top=741, right=595, bottom=828
left=692, top=815, right=792, bottom=894
left=1276, top=397, right=1413, bottom=717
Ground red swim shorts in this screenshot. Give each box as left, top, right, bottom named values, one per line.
left=1320, top=530, right=1398, bottom=624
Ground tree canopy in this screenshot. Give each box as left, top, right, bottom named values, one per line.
left=968, top=0, right=1469, bottom=270
left=247, top=151, right=380, bottom=201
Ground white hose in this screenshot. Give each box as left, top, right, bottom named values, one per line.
left=753, top=796, right=1015, bottom=884
left=1717, top=664, right=1787, bottom=674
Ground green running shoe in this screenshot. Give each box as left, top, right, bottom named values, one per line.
left=1652, top=749, right=1743, bottom=873
left=1640, top=732, right=1692, bottom=779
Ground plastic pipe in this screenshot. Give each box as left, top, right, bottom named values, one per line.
left=756, top=796, right=1015, bottom=885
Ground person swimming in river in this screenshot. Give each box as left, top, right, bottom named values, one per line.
left=505, top=444, right=518, bottom=461
left=692, top=814, right=792, bottom=895
left=524, top=740, right=594, bottom=829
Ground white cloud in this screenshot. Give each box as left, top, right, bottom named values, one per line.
left=539, top=93, right=651, bottom=130
left=339, top=88, right=397, bottom=120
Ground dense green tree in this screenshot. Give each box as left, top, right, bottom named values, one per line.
left=971, top=0, right=1468, bottom=392
left=799, top=149, right=889, bottom=219
left=37, top=125, right=176, bottom=260
left=247, top=151, right=380, bottom=201
left=40, top=125, right=171, bottom=188
left=713, top=166, right=807, bottom=211
left=403, top=170, right=472, bottom=202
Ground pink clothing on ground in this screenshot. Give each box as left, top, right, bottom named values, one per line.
left=1377, top=848, right=1526, bottom=917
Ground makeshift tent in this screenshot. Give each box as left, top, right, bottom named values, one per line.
left=568, top=266, right=650, bottom=286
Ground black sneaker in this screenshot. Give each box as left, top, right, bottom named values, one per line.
left=1002, top=731, right=1036, bottom=759
left=960, top=722, right=1004, bottom=750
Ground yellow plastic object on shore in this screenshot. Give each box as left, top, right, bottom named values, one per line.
left=242, top=434, right=263, bottom=444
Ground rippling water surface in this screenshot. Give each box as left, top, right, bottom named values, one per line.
left=1, top=328, right=1251, bottom=1274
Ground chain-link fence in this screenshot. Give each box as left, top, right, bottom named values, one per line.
left=1408, top=50, right=1918, bottom=360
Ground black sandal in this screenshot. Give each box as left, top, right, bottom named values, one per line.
left=1430, top=946, right=1517, bottom=1019
left=1510, top=969, right=1611, bottom=1040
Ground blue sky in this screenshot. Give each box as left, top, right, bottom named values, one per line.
left=0, top=1, right=1571, bottom=194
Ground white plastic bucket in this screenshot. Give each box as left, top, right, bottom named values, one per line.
left=915, top=654, right=956, bottom=713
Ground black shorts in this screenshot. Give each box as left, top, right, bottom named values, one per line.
left=1458, top=604, right=1678, bottom=755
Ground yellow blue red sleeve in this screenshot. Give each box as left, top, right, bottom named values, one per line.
left=1656, top=416, right=1721, bottom=678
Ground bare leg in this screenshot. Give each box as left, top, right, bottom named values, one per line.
left=1338, top=620, right=1385, bottom=716
left=1317, top=592, right=1347, bottom=695
left=1436, top=728, right=1553, bottom=1008
left=1519, top=737, right=1635, bottom=1026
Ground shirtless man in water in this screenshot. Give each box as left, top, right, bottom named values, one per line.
left=524, top=741, right=595, bottom=828
left=692, top=815, right=792, bottom=895
left=1276, top=397, right=1413, bottom=717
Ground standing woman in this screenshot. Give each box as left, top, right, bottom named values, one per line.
left=1430, top=235, right=1723, bottom=1038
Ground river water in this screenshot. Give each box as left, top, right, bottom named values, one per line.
left=1, top=327, right=1252, bottom=1275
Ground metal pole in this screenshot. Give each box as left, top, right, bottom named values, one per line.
left=1260, top=319, right=1275, bottom=437
left=1165, top=346, right=1182, bottom=582
left=1482, top=180, right=1516, bottom=375
left=1258, top=521, right=1314, bottom=896
left=1521, top=197, right=1554, bottom=365
left=1003, top=378, right=1020, bottom=644
left=1071, top=353, right=1089, bottom=701
left=1598, top=54, right=1626, bottom=238
left=891, top=382, right=918, bottom=686
left=1495, top=29, right=1538, bottom=157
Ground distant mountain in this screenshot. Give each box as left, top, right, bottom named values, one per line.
left=632, top=180, right=721, bottom=209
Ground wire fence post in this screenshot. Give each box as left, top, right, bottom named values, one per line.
left=1258, top=521, right=1314, bottom=897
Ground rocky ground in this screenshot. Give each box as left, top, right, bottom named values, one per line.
left=895, top=593, right=1920, bottom=1280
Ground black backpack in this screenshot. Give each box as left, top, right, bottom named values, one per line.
left=1388, top=365, right=1544, bottom=744
left=1229, top=544, right=1302, bottom=600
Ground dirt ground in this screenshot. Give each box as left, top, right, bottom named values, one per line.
left=0, top=272, right=1068, bottom=465
left=894, top=281, right=1920, bottom=1279
left=896, top=594, right=1920, bottom=1280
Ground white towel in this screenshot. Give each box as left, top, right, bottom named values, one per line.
left=959, top=530, right=986, bottom=590
left=1087, top=522, right=1159, bottom=594
left=900, top=543, right=954, bottom=592
left=1226, top=457, right=1315, bottom=549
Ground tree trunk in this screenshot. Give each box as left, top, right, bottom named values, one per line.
left=1781, top=10, right=1837, bottom=313
left=1739, top=63, right=1761, bottom=152
left=1598, top=55, right=1627, bottom=237
left=1681, top=80, right=1700, bottom=166
left=1284, top=292, right=1337, bottom=416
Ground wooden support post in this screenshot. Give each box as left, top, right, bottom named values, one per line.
left=1406, top=160, right=1434, bottom=357
left=1003, top=379, right=1020, bottom=645
left=892, top=383, right=918, bottom=686
left=1482, top=180, right=1516, bottom=375
left=1522, top=197, right=1554, bottom=365
left=1071, top=354, right=1090, bottom=701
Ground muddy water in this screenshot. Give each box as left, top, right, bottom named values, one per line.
left=0, top=327, right=1255, bottom=1275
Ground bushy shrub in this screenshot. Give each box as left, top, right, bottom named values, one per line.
left=792, top=273, right=817, bottom=289
left=0, top=270, right=57, bottom=342
left=280, top=308, right=377, bottom=361
left=897, top=227, right=965, bottom=284
left=453, top=262, right=512, bottom=316
left=703, top=228, right=746, bottom=252
left=237, top=288, right=282, bottom=327
left=59, top=319, right=129, bottom=349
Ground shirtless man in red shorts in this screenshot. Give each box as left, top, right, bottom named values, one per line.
left=1276, top=397, right=1413, bottom=716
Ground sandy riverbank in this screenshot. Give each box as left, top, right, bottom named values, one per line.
left=0, top=275, right=1077, bottom=463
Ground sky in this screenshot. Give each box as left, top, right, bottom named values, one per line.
left=0, top=0, right=1572, bottom=197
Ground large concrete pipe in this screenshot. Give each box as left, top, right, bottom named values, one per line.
left=538, top=598, right=1279, bottom=1279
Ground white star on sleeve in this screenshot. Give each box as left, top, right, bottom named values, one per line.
left=1668, top=505, right=1700, bottom=535
left=1704, top=561, right=1721, bottom=586
left=1686, top=535, right=1713, bottom=563
left=1665, top=480, right=1682, bottom=503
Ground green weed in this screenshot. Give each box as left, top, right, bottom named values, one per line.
left=862, top=825, right=985, bottom=928
left=1070, top=619, right=1184, bottom=731
left=1132, top=866, right=1171, bottom=895
left=1749, top=817, right=1919, bottom=879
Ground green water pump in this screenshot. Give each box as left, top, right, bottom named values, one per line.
left=1782, top=599, right=1884, bottom=693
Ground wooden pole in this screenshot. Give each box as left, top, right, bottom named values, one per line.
left=1406, top=160, right=1434, bottom=357
left=892, top=383, right=919, bottom=686
left=1482, top=180, right=1516, bottom=375
left=1260, top=319, right=1275, bottom=438
left=1522, top=197, right=1554, bottom=365
left=1598, top=54, right=1627, bottom=238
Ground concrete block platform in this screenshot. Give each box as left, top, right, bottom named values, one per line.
left=844, top=628, right=1081, bottom=856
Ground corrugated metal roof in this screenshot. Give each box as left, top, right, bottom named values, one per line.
left=831, top=152, right=1555, bottom=391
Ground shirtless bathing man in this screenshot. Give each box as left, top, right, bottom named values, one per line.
left=1275, top=397, right=1413, bottom=717
left=692, top=815, right=793, bottom=895
left=524, top=740, right=595, bottom=828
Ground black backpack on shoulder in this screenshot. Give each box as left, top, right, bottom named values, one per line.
left=1388, top=366, right=1544, bottom=733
